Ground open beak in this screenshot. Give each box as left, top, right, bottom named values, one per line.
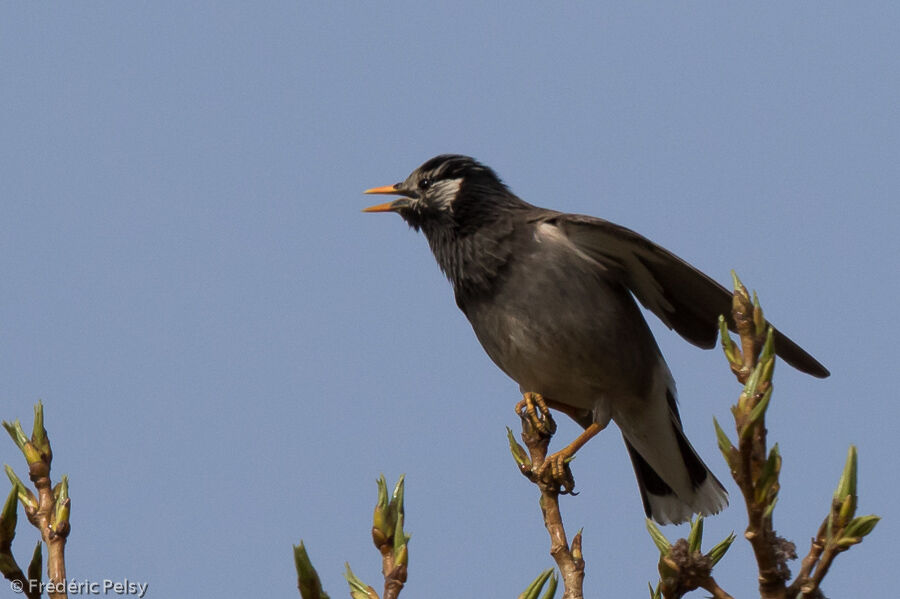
left=363, top=184, right=409, bottom=213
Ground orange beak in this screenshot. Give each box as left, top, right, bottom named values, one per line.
left=363, top=184, right=406, bottom=212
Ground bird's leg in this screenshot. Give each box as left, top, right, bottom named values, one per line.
left=514, top=393, right=604, bottom=494
left=536, top=422, right=605, bottom=491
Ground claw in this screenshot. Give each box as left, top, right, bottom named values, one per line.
left=515, top=392, right=557, bottom=437
left=513, top=393, right=604, bottom=494
left=535, top=449, right=578, bottom=494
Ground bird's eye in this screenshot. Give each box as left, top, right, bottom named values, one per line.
left=419, top=178, right=432, bottom=191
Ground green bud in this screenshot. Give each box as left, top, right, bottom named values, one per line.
left=373, top=475, right=395, bottom=544
left=718, top=316, right=741, bottom=366
left=24, top=444, right=45, bottom=467
left=742, top=386, right=772, bottom=440
left=293, top=541, right=330, bottom=599
left=343, top=563, right=377, bottom=599
left=375, top=475, right=388, bottom=511
left=758, top=345, right=775, bottom=386
left=645, top=518, right=671, bottom=555
left=758, top=328, right=774, bottom=369
left=0, top=555, right=18, bottom=580
left=712, top=417, right=736, bottom=469
left=518, top=569, right=555, bottom=599
left=571, top=528, right=583, bottom=561
left=706, top=532, right=736, bottom=566
left=742, top=329, right=773, bottom=394
left=390, top=475, right=406, bottom=520
left=372, top=515, right=388, bottom=545
left=755, top=444, right=781, bottom=504
left=4, top=467, right=37, bottom=512
left=51, top=476, right=70, bottom=536
left=838, top=493, right=856, bottom=526
left=730, top=271, right=749, bottom=303
left=507, top=427, right=531, bottom=467
left=834, top=446, right=858, bottom=502
left=31, top=402, right=49, bottom=456
left=835, top=536, right=860, bottom=549
left=394, top=502, right=411, bottom=565
left=0, top=485, right=18, bottom=543
left=27, top=541, right=42, bottom=588
left=763, top=497, right=778, bottom=520
left=843, top=515, right=879, bottom=539
left=540, top=572, right=558, bottom=599
left=54, top=475, right=69, bottom=504
left=687, top=517, right=703, bottom=554
left=393, top=543, right=408, bottom=568
left=392, top=509, right=409, bottom=556
left=2, top=421, right=28, bottom=452
left=752, top=291, right=766, bottom=337
left=54, top=498, right=70, bottom=535
left=741, top=371, right=761, bottom=409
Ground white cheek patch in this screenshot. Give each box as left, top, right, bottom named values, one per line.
left=430, top=178, right=462, bottom=212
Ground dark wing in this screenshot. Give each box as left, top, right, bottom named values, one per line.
left=542, top=212, right=829, bottom=378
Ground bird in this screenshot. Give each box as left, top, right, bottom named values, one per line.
left=363, top=154, right=828, bottom=524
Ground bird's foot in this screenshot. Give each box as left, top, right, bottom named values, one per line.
left=534, top=449, right=577, bottom=495
left=515, top=392, right=557, bottom=438
left=513, top=393, right=576, bottom=493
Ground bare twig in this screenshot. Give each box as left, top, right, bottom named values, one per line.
left=786, top=520, right=826, bottom=597
left=699, top=577, right=734, bottom=599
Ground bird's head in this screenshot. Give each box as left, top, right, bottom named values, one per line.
left=363, top=154, right=515, bottom=232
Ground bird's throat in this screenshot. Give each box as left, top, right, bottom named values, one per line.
left=422, top=217, right=515, bottom=302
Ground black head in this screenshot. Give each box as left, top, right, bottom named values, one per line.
left=365, top=154, right=530, bottom=298
left=363, top=154, right=520, bottom=231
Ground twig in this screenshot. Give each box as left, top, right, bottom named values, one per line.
left=785, top=521, right=826, bottom=597
left=3, top=403, right=70, bottom=599
left=719, top=278, right=879, bottom=598
left=699, top=577, right=734, bottom=599
left=720, top=279, right=792, bottom=599
left=512, top=394, right=585, bottom=599
left=369, top=476, right=409, bottom=599
left=648, top=523, right=736, bottom=599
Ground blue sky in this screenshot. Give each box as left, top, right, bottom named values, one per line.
left=2, top=3, right=896, bottom=597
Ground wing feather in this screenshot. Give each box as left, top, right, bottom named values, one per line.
left=540, top=213, right=829, bottom=378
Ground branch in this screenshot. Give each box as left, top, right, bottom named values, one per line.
left=786, top=448, right=880, bottom=597
left=715, top=276, right=795, bottom=598
left=0, top=484, right=41, bottom=599
left=508, top=393, right=584, bottom=599
left=646, top=518, right=736, bottom=599
left=3, top=402, right=70, bottom=599
left=295, top=476, right=409, bottom=599
left=370, top=476, right=409, bottom=599
left=717, top=275, right=879, bottom=599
